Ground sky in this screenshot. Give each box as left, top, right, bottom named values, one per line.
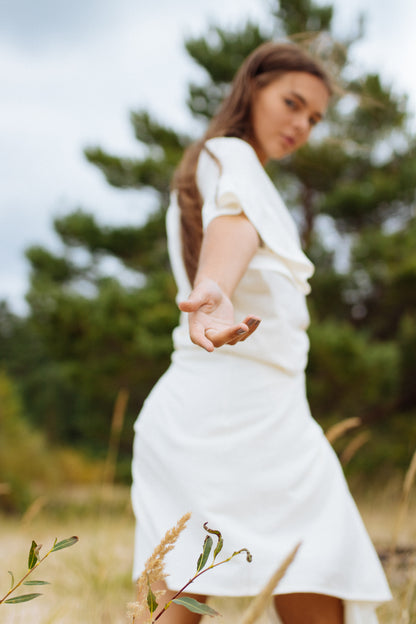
left=1, top=0, right=416, bottom=315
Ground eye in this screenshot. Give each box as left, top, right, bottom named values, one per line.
left=309, top=116, right=320, bottom=127
left=284, top=98, right=297, bottom=110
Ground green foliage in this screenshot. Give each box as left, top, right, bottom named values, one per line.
left=51, top=536, right=79, bottom=552
left=146, top=577, right=158, bottom=615
left=196, top=536, right=213, bottom=572
left=349, top=216, right=416, bottom=337
left=186, top=22, right=267, bottom=119
left=22, top=272, right=177, bottom=467
left=398, top=315, right=416, bottom=410
left=4, top=593, right=43, bottom=604
left=308, top=321, right=399, bottom=418
left=172, top=597, right=219, bottom=617
left=0, top=536, right=78, bottom=606
left=0, top=371, right=51, bottom=511
left=130, top=111, right=190, bottom=158
left=274, top=0, right=334, bottom=35
left=25, top=247, right=78, bottom=283
left=142, top=523, right=250, bottom=622
left=85, top=111, right=186, bottom=198
left=28, top=541, right=40, bottom=569
left=0, top=369, right=103, bottom=511
left=348, top=74, right=407, bottom=141
left=84, top=148, right=173, bottom=196
left=53, top=209, right=170, bottom=272
left=204, top=524, right=224, bottom=560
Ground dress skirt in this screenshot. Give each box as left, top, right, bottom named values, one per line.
left=131, top=348, right=391, bottom=610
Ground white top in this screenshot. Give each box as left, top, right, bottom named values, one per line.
left=167, top=137, right=314, bottom=374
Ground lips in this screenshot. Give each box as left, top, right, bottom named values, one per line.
left=282, top=135, right=295, bottom=147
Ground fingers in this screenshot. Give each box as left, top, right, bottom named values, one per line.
left=189, top=331, right=215, bottom=353
left=178, top=297, right=205, bottom=313
left=239, top=316, right=261, bottom=341
left=185, top=311, right=262, bottom=352
left=205, top=323, right=249, bottom=348
left=188, top=320, right=216, bottom=352
left=226, top=317, right=261, bottom=345
left=206, top=316, right=261, bottom=348
left=242, top=316, right=261, bottom=330
left=194, top=336, right=215, bottom=353
left=178, top=280, right=222, bottom=314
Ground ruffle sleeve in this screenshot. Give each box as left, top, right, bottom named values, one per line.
left=197, top=137, right=314, bottom=294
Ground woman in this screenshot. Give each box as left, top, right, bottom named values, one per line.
left=131, top=42, right=391, bottom=623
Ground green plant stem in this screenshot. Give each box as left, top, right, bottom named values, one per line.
left=0, top=546, right=54, bottom=605
left=152, top=553, right=242, bottom=622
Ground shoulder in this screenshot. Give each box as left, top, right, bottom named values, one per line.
left=199, top=137, right=263, bottom=184
left=197, top=136, right=272, bottom=199
left=204, top=137, right=259, bottom=164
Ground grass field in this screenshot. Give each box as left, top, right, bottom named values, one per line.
left=0, top=482, right=415, bottom=623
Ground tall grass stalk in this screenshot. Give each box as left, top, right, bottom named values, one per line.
left=241, top=543, right=301, bottom=624
left=340, top=431, right=371, bottom=466
left=325, top=417, right=361, bottom=444
left=391, top=448, right=416, bottom=553
left=128, top=513, right=191, bottom=623
left=102, top=388, right=129, bottom=487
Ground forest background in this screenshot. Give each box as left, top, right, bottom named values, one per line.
left=1, top=0, right=416, bottom=513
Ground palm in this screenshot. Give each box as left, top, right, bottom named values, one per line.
left=179, top=279, right=260, bottom=352
left=190, top=288, right=234, bottom=334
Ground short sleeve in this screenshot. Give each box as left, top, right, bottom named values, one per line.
left=197, top=150, right=244, bottom=226
left=196, top=137, right=314, bottom=294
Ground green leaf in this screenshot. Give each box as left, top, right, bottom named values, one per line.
left=28, top=541, right=39, bottom=570
left=23, top=580, right=50, bottom=586
left=202, top=523, right=222, bottom=540
left=146, top=579, right=158, bottom=614
left=8, top=571, right=14, bottom=589
left=213, top=536, right=224, bottom=560
left=232, top=548, right=252, bottom=563
left=51, top=536, right=79, bottom=552
left=196, top=535, right=213, bottom=572
left=203, top=523, right=223, bottom=560
left=172, top=597, right=219, bottom=617
left=5, top=593, right=42, bottom=604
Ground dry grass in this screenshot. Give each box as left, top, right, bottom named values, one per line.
left=128, top=512, right=191, bottom=623
left=325, top=417, right=362, bottom=444
left=0, top=482, right=415, bottom=624
left=0, top=486, right=134, bottom=624
left=353, top=477, right=416, bottom=624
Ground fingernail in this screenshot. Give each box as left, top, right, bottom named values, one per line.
left=237, top=328, right=247, bottom=335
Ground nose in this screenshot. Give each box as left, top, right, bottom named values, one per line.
left=293, top=113, right=310, bottom=137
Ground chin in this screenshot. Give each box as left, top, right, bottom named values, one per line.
left=273, top=143, right=294, bottom=159
left=270, top=149, right=289, bottom=161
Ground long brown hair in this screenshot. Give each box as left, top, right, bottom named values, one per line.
left=172, top=41, right=332, bottom=286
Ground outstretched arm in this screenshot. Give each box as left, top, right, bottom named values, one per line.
left=178, top=214, right=261, bottom=352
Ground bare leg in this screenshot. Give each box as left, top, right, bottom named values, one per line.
left=274, top=592, right=344, bottom=624
left=134, top=580, right=207, bottom=624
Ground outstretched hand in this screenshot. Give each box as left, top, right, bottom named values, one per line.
left=178, top=278, right=261, bottom=352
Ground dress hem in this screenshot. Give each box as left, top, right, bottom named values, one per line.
left=163, top=579, right=392, bottom=603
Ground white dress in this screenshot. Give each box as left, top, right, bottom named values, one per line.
left=131, top=137, right=391, bottom=621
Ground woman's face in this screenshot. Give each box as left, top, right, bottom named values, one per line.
left=250, top=71, right=329, bottom=164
